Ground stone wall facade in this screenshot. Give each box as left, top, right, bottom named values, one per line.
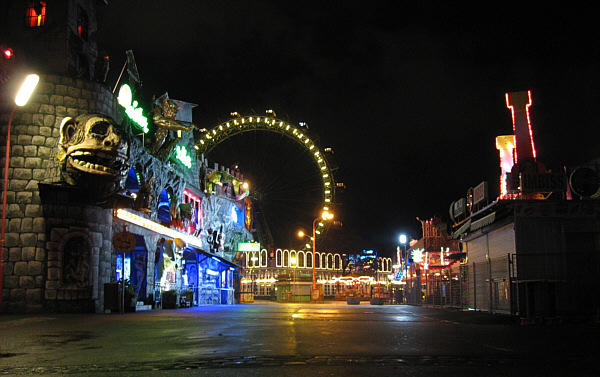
left=1, top=74, right=121, bottom=313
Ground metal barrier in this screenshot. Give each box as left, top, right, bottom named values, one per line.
left=421, top=267, right=468, bottom=309
left=406, top=251, right=598, bottom=321
left=510, top=252, right=596, bottom=319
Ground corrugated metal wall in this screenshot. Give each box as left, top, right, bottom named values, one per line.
left=464, top=224, right=515, bottom=313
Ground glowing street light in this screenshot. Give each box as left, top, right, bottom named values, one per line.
left=1, top=74, right=39, bottom=312
left=398, top=234, right=408, bottom=304
left=312, top=210, right=334, bottom=301
left=290, top=255, right=297, bottom=299
left=297, top=230, right=311, bottom=250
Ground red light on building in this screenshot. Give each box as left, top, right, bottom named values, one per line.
left=3, top=48, right=13, bottom=59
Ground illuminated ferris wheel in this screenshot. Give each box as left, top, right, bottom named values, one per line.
left=195, top=113, right=339, bottom=247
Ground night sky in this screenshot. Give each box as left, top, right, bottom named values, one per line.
left=97, top=2, right=599, bottom=256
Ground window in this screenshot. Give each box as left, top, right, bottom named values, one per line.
left=26, top=1, right=46, bottom=27
left=157, top=188, right=171, bottom=223
left=77, top=6, right=88, bottom=40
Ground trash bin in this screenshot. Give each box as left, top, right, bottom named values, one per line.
left=104, top=283, right=119, bottom=312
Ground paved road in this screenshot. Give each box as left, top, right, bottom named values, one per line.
left=1, top=302, right=598, bottom=376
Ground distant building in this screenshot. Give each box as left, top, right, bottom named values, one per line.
left=240, top=248, right=392, bottom=302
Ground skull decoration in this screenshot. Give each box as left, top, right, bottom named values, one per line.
left=56, top=114, right=129, bottom=199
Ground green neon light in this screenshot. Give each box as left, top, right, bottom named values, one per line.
left=174, top=145, right=192, bottom=168
left=117, top=84, right=149, bottom=133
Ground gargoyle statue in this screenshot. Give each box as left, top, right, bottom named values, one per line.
left=55, top=113, right=129, bottom=199
left=150, top=94, right=195, bottom=155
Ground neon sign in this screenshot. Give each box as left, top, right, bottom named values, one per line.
left=117, top=84, right=149, bottom=133
left=174, top=145, right=192, bottom=168
left=238, top=242, right=260, bottom=252
left=505, top=90, right=536, bottom=162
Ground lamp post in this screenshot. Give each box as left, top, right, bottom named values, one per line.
left=312, top=211, right=334, bottom=302
left=290, top=255, right=297, bottom=301
left=1, top=74, right=39, bottom=311
left=399, top=234, right=408, bottom=304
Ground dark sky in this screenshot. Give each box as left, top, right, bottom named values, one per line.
left=97, top=2, right=599, bottom=256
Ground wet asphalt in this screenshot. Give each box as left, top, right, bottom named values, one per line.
left=1, top=302, right=598, bottom=376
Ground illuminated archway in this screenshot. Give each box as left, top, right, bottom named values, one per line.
left=196, top=115, right=337, bottom=238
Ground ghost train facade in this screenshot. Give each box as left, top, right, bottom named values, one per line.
left=0, top=0, right=252, bottom=313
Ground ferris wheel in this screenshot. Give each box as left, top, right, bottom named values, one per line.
left=195, top=113, right=339, bottom=248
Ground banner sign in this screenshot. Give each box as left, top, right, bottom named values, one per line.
left=238, top=242, right=260, bottom=252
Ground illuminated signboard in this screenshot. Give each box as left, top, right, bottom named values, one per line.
left=473, top=181, right=488, bottom=207
left=520, top=173, right=567, bottom=194
left=174, top=145, right=192, bottom=168
left=450, top=198, right=466, bottom=222
left=117, top=84, right=149, bottom=133
left=238, top=242, right=260, bottom=252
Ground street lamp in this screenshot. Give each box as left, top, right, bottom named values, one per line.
left=297, top=230, right=311, bottom=250
left=399, top=234, right=408, bottom=304
left=312, top=210, right=334, bottom=302
left=290, top=255, right=297, bottom=300
left=1, top=74, right=39, bottom=311
left=399, top=234, right=408, bottom=278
